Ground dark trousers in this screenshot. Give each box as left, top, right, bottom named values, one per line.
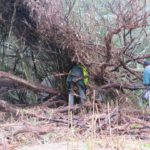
left=67, top=81, right=86, bottom=106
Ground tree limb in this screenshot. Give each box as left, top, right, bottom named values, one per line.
left=0, top=71, right=59, bottom=94
left=91, top=83, right=145, bottom=92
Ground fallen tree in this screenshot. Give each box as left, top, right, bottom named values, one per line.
left=0, top=70, right=145, bottom=94
left=0, top=0, right=150, bottom=104
left=0, top=0, right=149, bottom=76
left=0, top=71, right=58, bottom=94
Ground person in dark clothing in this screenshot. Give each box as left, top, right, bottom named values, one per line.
left=66, top=64, right=89, bottom=106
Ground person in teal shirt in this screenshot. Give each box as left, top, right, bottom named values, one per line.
left=143, top=61, right=150, bottom=87
left=142, top=61, right=150, bottom=107
left=66, top=64, right=89, bottom=106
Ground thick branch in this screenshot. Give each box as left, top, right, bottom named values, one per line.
left=104, top=28, right=122, bottom=63
left=133, top=54, right=150, bottom=60
left=0, top=99, right=18, bottom=113
left=95, top=83, right=145, bottom=91
left=0, top=71, right=58, bottom=94
left=120, top=60, right=142, bottom=80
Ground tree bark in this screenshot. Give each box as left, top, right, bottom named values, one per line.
left=0, top=71, right=58, bottom=94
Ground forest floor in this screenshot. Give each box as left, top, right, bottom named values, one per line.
left=0, top=101, right=150, bottom=150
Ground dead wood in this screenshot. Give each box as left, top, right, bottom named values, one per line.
left=0, top=98, right=150, bottom=142
left=0, top=100, right=70, bottom=125
left=55, top=102, right=99, bottom=113
left=0, top=71, right=58, bottom=94
left=91, top=83, right=145, bottom=92
left=124, top=115, right=150, bottom=127
left=41, top=95, right=66, bottom=107
left=0, top=0, right=149, bottom=89
left=120, top=60, right=142, bottom=80
left=0, top=99, right=18, bottom=114
left=13, top=124, right=53, bottom=136
left=112, top=123, right=131, bottom=132
left=55, top=104, right=82, bottom=113
left=97, top=106, right=119, bottom=130
left=41, top=100, right=66, bottom=107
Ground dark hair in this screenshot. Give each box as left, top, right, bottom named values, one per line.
left=71, top=61, right=77, bottom=66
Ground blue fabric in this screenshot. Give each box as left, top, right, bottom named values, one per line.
left=68, top=85, right=86, bottom=106
left=67, top=65, right=86, bottom=106
left=67, top=65, right=82, bottom=82
left=78, top=85, right=86, bottom=104
left=67, top=65, right=86, bottom=92
left=144, top=61, right=150, bottom=66
left=143, top=66, right=150, bottom=85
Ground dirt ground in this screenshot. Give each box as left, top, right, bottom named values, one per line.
left=17, top=138, right=150, bottom=150
left=0, top=102, right=150, bottom=150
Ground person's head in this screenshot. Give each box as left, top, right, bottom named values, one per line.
left=144, top=61, right=150, bottom=68
left=71, top=61, right=77, bottom=66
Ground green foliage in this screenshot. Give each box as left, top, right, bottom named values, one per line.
left=143, top=143, right=150, bottom=148
left=0, top=64, right=10, bottom=71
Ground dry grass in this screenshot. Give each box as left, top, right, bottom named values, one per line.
left=0, top=1, right=150, bottom=149
left=0, top=101, right=149, bottom=150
